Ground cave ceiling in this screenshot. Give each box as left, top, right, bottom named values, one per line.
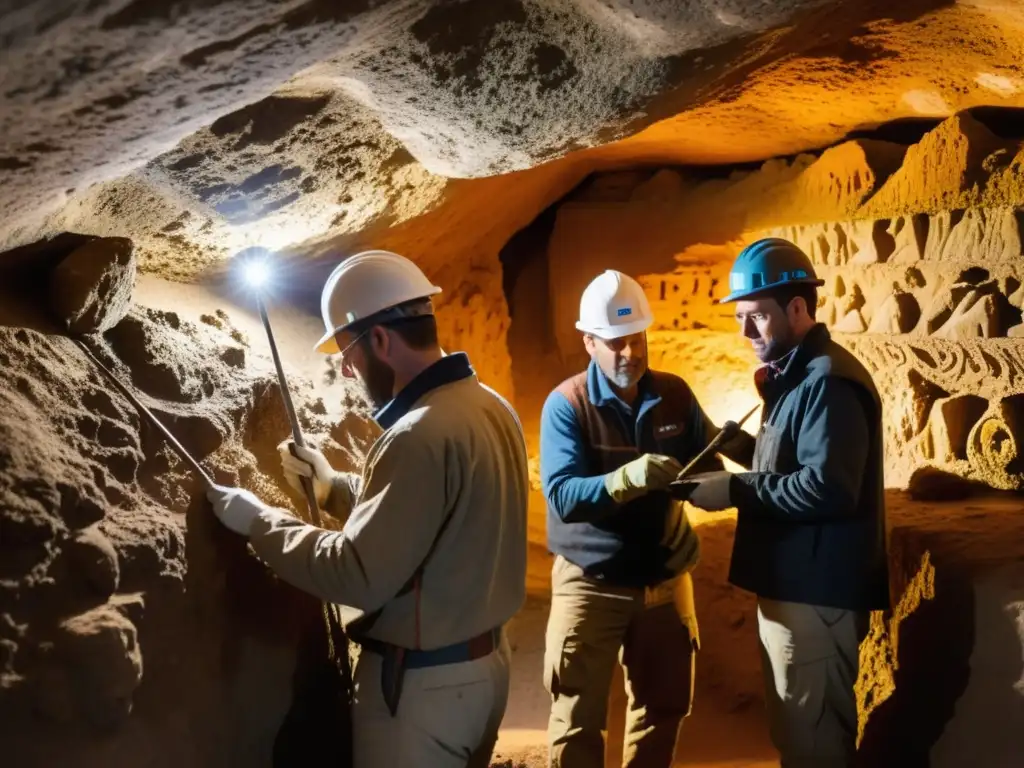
left=2, top=0, right=1024, bottom=280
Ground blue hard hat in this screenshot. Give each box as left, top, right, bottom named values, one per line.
left=718, top=237, right=824, bottom=303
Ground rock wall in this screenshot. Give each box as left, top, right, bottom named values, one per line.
left=498, top=110, right=1024, bottom=763
left=6, top=1, right=1024, bottom=409
left=543, top=111, right=1024, bottom=492
left=0, top=236, right=377, bottom=767
left=7, top=0, right=1024, bottom=259
left=769, top=209, right=1024, bottom=490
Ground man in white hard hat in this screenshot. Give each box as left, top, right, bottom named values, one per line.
left=539, top=269, right=753, bottom=767
left=206, top=250, right=530, bottom=767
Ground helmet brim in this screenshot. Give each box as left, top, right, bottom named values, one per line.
left=314, top=329, right=341, bottom=354
left=576, top=316, right=653, bottom=339
left=716, top=278, right=825, bottom=304
left=314, top=285, right=443, bottom=354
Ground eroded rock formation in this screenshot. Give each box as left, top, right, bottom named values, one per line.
left=4, top=2, right=1024, bottom=766
left=0, top=249, right=377, bottom=765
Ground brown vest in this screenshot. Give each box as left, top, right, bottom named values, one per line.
left=548, top=368, right=715, bottom=587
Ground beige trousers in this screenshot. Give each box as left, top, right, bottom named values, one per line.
left=757, top=598, right=869, bottom=768
left=351, top=631, right=511, bottom=767
left=544, top=556, right=697, bottom=768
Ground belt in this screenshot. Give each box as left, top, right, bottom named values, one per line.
left=358, top=627, right=501, bottom=670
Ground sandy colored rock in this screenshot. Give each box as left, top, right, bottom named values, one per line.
left=32, top=596, right=144, bottom=730
left=48, top=237, right=136, bottom=334
left=861, top=113, right=1019, bottom=217
left=3, top=0, right=1024, bottom=287
left=65, top=526, right=121, bottom=600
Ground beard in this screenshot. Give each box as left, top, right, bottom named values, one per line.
left=753, top=334, right=793, bottom=363
left=358, top=347, right=396, bottom=411
left=607, top=358, right=645, bottom=391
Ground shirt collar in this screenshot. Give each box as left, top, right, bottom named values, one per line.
left=762, top=345, right=797, bottom=382
left=586, top=359, right=660, bottom=410
left=374, top=352, right=475, bottom=430
left=753, top=323, right=830, bottom=390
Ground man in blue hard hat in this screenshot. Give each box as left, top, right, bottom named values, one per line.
left=671, top=238, right=890, bottom=767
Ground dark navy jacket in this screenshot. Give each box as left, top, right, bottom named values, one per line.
left=540, top=360, right=735, bottom=588
left=729, top=324, right=891, bottom=612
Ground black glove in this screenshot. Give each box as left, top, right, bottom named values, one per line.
left=669, top=471, right=735, bottom=511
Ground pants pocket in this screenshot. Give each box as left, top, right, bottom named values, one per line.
left=622, top=604, right=695, bottom=715
left=546, top=637, right=590, bottom=701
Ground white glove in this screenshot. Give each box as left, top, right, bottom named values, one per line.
left=277, top=440, right=337, bottom=507
left=206, top=484, right=268, bottom=536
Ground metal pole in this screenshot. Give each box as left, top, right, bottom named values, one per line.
left=675, top=403, right=760, bottom=479
left=72, top=338, right=216, bottom=489
left=254, top=292, right=323, bottom=527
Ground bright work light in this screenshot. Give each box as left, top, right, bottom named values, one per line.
left=243, top=259, right=270, bottom=289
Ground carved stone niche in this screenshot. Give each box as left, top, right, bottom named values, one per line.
left=921, top=394, right=989, bottom=464
left=917, top=273, right=1023, bottom=340
left=966, top=394, right=1024, bottom=490
left=886, top=214, right=930, bottom=264
left=891, top=369, right=949, bottom=444
left=770, top=220, right=896, bottom=266
left=867, top=287, right=921, bottom=334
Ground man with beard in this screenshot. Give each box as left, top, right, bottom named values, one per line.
left=206, top=250, right=529, bottom=768
left=671, top=238, right=890, bottom=767
left=539, top=269, right=753, bottom=767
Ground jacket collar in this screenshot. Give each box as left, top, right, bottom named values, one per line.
left=374, top=352, right=475, bottom=429
left=586, top=359, right=661, bottom=412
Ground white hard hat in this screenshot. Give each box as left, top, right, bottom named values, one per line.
left=576, top=269, right=653, bottom=339
left=314, top=250, right=442, bottom=353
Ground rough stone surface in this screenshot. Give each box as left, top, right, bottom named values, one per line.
left=536, top=114, right=1024, bottom=494
left=3, top=0, right=1024, bottom=266
left=4, top=0, right=1024, bottom=404
left=4, top=2, right=1024, bottom=765
left=48, top=237, right=137, bottom=334
left=0, top=261, right=376, bottom=766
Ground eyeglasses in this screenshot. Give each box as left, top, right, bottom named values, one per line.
left=336, top=329, right=369, bottom=377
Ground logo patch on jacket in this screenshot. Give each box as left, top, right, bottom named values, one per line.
left=655, top=422, right=684, bottom=438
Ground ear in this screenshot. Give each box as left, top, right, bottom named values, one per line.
left=367, top=325, right=390, bottom=357
left=582, top=334, right=595, bottom=354
left=786, top=296, right=807, bottom=322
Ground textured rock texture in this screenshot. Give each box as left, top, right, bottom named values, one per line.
left=4, top=0, right=1024, bottom=400
left=48, top=236, right=137, bottom=333
left=0, top=252, right=377, bottom=766
left=4, top=1, right=1024, bottom=765
left=541, top=112, right=1024, bottom=493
